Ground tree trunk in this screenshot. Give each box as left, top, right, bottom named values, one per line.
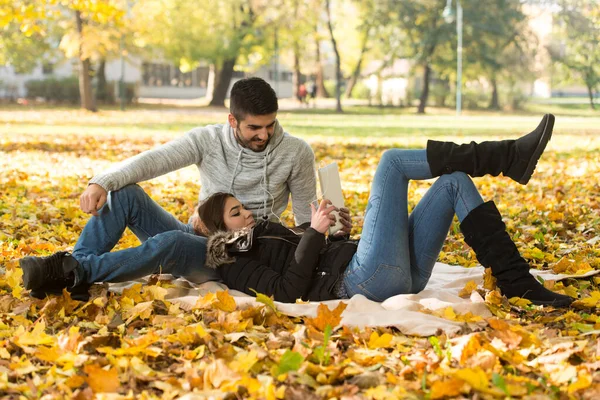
left=292, top=42, right=301, bottom=98
left=205, top=63, right=219, bottom=102
left=209, top=58, right=236, bottom=107
left=345, top=27, right=370, bottom=99
left=75, top=11, right=96, bottom=112
left=325, top=0, right=342, bottom=113
left=417, top=63, right=431, bottom=114
left=314, top=25, right=329, bottom=98
left=587, top=83, right=596, bottom=110
left=97, top=58, right=110, bottom=103
left=488, top=75, right=500, bottom=110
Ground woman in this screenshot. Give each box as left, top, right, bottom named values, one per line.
left=199, top=134, right=573, bottom=307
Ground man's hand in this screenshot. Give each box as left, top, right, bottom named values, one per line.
left=332, top=207, right=352, bottom=237
left=80, top=184, right=108, bottom=216
left=310, top=199, right=337, bottom=234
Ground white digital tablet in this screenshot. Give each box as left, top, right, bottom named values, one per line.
left=318, top=162, right=345, bottom=235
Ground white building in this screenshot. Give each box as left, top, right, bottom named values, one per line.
left=0, top=56, right=295, bottom=100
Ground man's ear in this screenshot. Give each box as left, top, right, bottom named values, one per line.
left=228, top=114, right=238, bottom=129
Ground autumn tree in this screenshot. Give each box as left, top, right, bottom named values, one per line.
left=381, top=0, right=454, bottom=114
left=1, top=0, right=124, bottom=111
left=548, top=0, right=600, bottom=109
left=458, top=0, right=536, bottom=110
left=133, top=0, right=271, bottom=107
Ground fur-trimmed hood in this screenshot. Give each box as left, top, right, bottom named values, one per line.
left=205, top=227, right=254, bottom=269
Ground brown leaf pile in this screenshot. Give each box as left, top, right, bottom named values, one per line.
left=1, top=109, right=600, bottom=398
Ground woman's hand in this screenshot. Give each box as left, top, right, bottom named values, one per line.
left=310, top=199, right=337, bottom=234
left=332, top=207, right=352, bottom=237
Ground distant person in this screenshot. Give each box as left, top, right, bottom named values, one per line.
left=297, top=83, right=308, bottom=106
left=19, top=77, right=344, bottom=301
left=308, top=80, right=318, bottom=107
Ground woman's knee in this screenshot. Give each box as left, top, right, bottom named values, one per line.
left=380, top=148, right=407, bottom=167
left=436, top=171, right=475, bottom=192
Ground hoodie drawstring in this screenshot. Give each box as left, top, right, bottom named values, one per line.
left=228, top=149, right=244, bottom=194
left=262, top=150, right=269, bottom=219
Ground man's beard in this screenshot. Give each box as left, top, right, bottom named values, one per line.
left=235, top=128, right=270, bottom=152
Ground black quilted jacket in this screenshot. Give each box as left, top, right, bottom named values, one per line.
left=205, top=221, right=357, bottom=303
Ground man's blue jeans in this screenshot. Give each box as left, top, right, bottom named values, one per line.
left=343, top=149, right=484, bottom=302
left=71, top=184, right=221, bottom=286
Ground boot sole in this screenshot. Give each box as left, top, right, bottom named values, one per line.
left=529, top=298, right=573, bottom=308
left=517, top=113, right=555, bottom=184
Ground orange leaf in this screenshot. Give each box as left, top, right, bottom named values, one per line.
left=430, top=377, right=464, bottom=399
left=84, top=364, right=120, bottom=393
left=305, top=302, right=347, bottom=332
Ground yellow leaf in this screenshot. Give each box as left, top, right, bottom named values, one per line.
left=35, top=346, right=61, bottom=362
left=305, top=302, right=347, bottom=332
left=443, top=307, right=457, bottom=321
left=485, top=290, right=504, bottom=306
left=194, top=292, right=217, bottom=309
left=84, top=364, right=120, bottom=393
left=5, top=267, right=23, bottom=299
left=142, top=285, right=167, bottom=301
left=215, top=290, right=237, bottom=312
left=575, top=291, right=600, bottom=308
left=567, top=371, right=592, bottom=394
left=459, top=280, right=478, bottom=298
left=508, top=297, right=532, bottom=307
left=454, top=367, right=489, bottom=391
left=230, top=350, right=258, bottom=373
left=14, top=320, right=54, bottom=346
left=483, top=268, right=496, bottom=290
left=368, top=332, right=393, bottom=349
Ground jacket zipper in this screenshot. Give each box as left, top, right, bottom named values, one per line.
left=257, top=235, right=299, bottom=247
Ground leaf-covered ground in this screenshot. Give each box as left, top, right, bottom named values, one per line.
left=1, top=108, right=600, bottom=399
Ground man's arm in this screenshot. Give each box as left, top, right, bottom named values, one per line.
left=80, top=128, right=207, bottom=214
left=288, top=141, right=317, bottom=225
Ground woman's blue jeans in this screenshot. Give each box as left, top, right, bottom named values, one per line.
left=71, top=184, right=221, bottom=286
left=342, top=149, right=484, bottom=302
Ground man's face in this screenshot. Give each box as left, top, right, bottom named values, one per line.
left=229, top=113, right=277, bottom=152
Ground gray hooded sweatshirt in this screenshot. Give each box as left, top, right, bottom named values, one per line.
left=90, top=120, right=316, bottom=225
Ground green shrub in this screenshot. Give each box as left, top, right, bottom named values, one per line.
left=348, top=81, right=371, bottom=100
left=25, top=77, right=80, bottom=104
left=25, top=77, right=136, bottom=105
left=116, top=81, right=137, bottom=104
left=461, top=87, right=488, bottom=110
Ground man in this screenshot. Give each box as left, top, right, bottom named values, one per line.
left=20, top=77, right=349, bottom=301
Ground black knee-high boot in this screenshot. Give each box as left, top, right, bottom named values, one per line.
left=427, top=114, right=554, bottom=185
left=460, top=201, right=573, bottom=307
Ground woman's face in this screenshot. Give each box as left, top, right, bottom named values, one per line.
left=223, top=197, right=255, bottom=231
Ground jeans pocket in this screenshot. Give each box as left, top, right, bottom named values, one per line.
left=356, top=263, right=412, bottom=302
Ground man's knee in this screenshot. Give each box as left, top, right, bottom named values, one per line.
left=109, top=184, right=149, bottom=207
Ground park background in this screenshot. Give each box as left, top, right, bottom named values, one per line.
left=1, top=0, right=600, bottom=398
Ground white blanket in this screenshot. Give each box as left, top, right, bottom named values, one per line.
left=109, top=263, right=598, bottom=337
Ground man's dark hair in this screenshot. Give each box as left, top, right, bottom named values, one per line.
left=197, top=192, right=235, bottom=235
left=230, top=77, right=278, bottom=121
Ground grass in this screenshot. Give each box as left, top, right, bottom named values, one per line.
left=1, top=103, right=599, bottom=152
